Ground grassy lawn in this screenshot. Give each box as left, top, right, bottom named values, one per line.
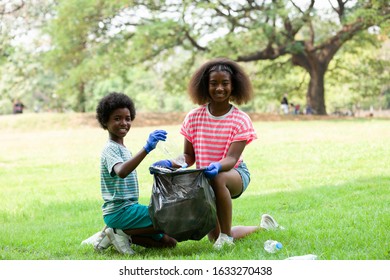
left=0, top=113, right=389, bottom=260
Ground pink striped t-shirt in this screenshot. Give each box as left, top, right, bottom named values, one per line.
left=180, top=104, right=257, bottom=169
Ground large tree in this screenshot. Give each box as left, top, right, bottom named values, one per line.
left=82, top=0, right=388, bottom=114
left=162, top=0, right=389, bottom=115
left=40, top=0, right=390, bottom=113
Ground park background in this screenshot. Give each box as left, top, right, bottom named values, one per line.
left=1, top=0, right=389, bottom=261
left=1, top=0, right=389, bottom=116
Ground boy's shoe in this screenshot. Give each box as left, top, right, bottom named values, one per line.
left=213, top=233, right=234, bottom=250
left=105, top=228, right=135, bottom=255
left=260, top=214, right=284, bottom=230
left=93, top=226, right=112, bottom=252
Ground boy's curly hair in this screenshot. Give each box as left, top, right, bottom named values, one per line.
left=188, top=57, right=253, bottom=105
left=96, top=92, right=136, bottom=129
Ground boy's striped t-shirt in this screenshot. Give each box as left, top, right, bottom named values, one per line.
left=100, top=140, right=139, bottom=215
left=180, top=104, right=257, bottom=169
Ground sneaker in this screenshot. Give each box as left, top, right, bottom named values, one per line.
left=93, top=226, right=112, bottom=252
left=260, top=214, right=284, bottom=230
left=105, top=228, right=135, bottom=255
left=213, top=233, right=234, bottom=250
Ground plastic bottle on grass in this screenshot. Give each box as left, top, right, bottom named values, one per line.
left=264, top=240, right=282, bottom=253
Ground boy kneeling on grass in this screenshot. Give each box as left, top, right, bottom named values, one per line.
left=94, top=92, right=177, bottom=255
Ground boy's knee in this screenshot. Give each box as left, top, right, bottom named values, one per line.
left=161, top=234, right=177, bottom=247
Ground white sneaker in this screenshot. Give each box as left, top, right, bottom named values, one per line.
left=213, top=233, right=234, bottom=250
left=260, top=214, right=284, bottom=230
left=105, top=228, right=135, bottom=255
left=93, top=226, right=112, bottom=252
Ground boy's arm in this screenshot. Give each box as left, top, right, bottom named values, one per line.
left=114, top=129, right=167, bottom=178
left=113, top=149, right=148, bottom=178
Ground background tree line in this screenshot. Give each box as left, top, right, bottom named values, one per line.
left=0, top=0, right=389, bottom=115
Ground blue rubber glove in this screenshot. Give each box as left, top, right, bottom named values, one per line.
left=152, top=160, right=172, bottom=168
left=150, top=160, right=173, bottom=174
left=204, top=162, right=222, bottom=179
left=144, top=130, right=167, bottom=154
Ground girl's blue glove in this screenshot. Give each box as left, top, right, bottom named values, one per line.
left=204, top=162, right=222, bottom=178
left=144, top=130, right=167, bottom=154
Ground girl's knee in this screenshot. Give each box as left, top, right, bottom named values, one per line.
left=210, top=178, right=227, bottom=192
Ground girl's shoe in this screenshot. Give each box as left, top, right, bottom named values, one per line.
left=260, top=214, right=284, bottom=230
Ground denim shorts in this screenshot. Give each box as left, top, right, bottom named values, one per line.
left=232, top=161, right=251, bottom=199
left=103, top=203, right=163, bottom=240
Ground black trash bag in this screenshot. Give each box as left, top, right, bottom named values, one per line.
left=148, top=166, right=216, bottom=242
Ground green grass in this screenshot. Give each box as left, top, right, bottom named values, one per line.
left=0, top=113, right=389, bottom=260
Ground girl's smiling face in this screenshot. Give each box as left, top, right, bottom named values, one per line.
left=106, top=107, right=132, bottom=143
left=208, top=71, right=233, bottom=105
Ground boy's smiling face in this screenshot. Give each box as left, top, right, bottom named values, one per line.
left=106, top=107, right=132, bottom=143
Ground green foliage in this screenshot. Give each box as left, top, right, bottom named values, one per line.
left=230, top=57, right=308, bottom=113
left=326, top=35, right=390, bottom=112
left=384, top=88, right=390, bottom=109
left=44, top=0, right=106, bottom=111
left=129, top=20, right=184, bottom=63
left=208, top=29, right=269, bottom=60
left=162, top=54, right=196, bottom=96
left=0, top=45, right=57, bottom=114
left=0, top=0, right=389, bottom=114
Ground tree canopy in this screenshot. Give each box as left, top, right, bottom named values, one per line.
left=0, top=0, right=389, bottom=114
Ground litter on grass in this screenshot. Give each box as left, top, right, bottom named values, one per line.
left=285, top=254, right=318, bottom=260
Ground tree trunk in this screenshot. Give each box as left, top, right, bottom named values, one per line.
left=307, top=66, right=327, bottom=115
left=292, top=53, right=328, bottom=115
left=77, top=82, right=86, bottom=113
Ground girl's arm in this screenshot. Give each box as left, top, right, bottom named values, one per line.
left=203, top=140, right=246, bottom=178
left=181, top=138, right=247, bottom=171
left=219, top=140, right=246, bottom=171
left=180, top=138, right=195, bottom=168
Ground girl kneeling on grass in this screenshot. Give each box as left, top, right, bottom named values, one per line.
left=152, top=58, right=282, bottom=249
left=94, top=92, right=177, bottom=255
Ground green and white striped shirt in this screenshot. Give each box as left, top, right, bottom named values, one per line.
left=100, top=140, right=138, bottom=215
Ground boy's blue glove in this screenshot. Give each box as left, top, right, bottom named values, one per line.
left=150, top=160, right=172, bottom=174
left=144, top=130, right=167, bottom=154
left=204, top=162, right=222, bottom=179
